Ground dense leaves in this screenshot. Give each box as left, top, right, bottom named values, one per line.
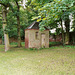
left=31, top=0, right=75, bottom=30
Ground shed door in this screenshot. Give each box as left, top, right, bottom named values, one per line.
left=41, top=33, right=45, bottom=48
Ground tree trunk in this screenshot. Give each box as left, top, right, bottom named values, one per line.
left=60, top=19, right=65, bottom=45
left=17, top=16, right=22, bottom=47
left=2, top=7, right=10, bottom=52
left=64, top=16, right=70, bottom=44
left=16, top=1, right=22, bottom=47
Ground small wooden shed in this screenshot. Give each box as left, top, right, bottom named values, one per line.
left=25, top=21, right=49, bottom=48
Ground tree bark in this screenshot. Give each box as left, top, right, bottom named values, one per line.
left=17, top=15, right=22, bottom=47
left=2, top=7, right=10, bottom=52
left=64, top=16, right=70, bottom=44
left=16, top=1, right=22, bottom=47
left=60, top=19, right=65, bottom=45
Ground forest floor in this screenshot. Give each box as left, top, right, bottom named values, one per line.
left=0, top=45, right=75, bottom=75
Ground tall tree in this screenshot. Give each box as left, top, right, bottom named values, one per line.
left=64, top=15, right=70, bottom=44
left=9, top=0, right=22, bottom=47
left=60, top=19, right=65, bottom=44
left=2, top=6, right=10, bottom=51
left=15, top=0, right=22, bottom=47
left=0, top=0, right=10, bottom=51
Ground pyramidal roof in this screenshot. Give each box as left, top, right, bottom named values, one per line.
left=27, top=21, right=49, bottom=30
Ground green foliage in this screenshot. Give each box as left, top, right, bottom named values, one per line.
left=0, top=0, right=75, bottom=44
left=0, top=6, right=2, bottom=37
left=0, top=0, right=36, bottom=39
left=10, top=42, right=25, bottom=46
left=31, top=0, right=75, bottom=30
left=29, top=48, right=38, bottom=50
left=64, top=45, right=75, bottom=48
left=0, top=28, right=3, bottom=38
left=49, top=42, right=62, bottom=46
left=10, top=42, right=18, bottom=45
left=56, top=28, right=62, bottom=35
left=73, top=13, right=75, bottom=31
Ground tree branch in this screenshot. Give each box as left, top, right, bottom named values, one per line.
left=15, top=1, right=20, bottom=12
left=0, top=2, right=7, bottom=7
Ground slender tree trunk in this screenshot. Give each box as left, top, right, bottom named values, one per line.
left=60, top=19, right=65, bottom=45
left=16, top=1, right=22, bottom=47
left=17, top=16, right=22, bottom=47
left=64, top=15, right=70, bottom=44
left=2, top=7, right=10, bottom=51
left=73, top=13, right=75, bottom=44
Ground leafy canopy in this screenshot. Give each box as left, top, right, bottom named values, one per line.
left=31, top=0, right=75, bottom=30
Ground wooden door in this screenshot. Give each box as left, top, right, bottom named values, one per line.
left=41, top=33, right=45, bottom=48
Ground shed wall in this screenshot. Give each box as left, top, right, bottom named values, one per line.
left=25, top=30, right=29, bottom=48
left=28, top=30, right=49, bottom=48
left=29, top=30, right=41, bottom=48
left=40, top=31, right=49, bottom=48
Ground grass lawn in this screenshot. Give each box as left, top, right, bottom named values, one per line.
left=0, top=45, right=75, bottom=75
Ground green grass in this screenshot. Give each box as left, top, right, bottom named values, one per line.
left=10, top=42, right=25, bottom=46
left=0, top=45, right=75, bottom=75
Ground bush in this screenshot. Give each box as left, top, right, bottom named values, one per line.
left=49, top=42, right=62, bottom=46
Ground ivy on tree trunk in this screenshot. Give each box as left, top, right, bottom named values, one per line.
left=2, top=6, right=10, bottom=51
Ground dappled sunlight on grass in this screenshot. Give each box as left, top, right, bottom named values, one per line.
left=0, top=45, right=75, bottom=75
